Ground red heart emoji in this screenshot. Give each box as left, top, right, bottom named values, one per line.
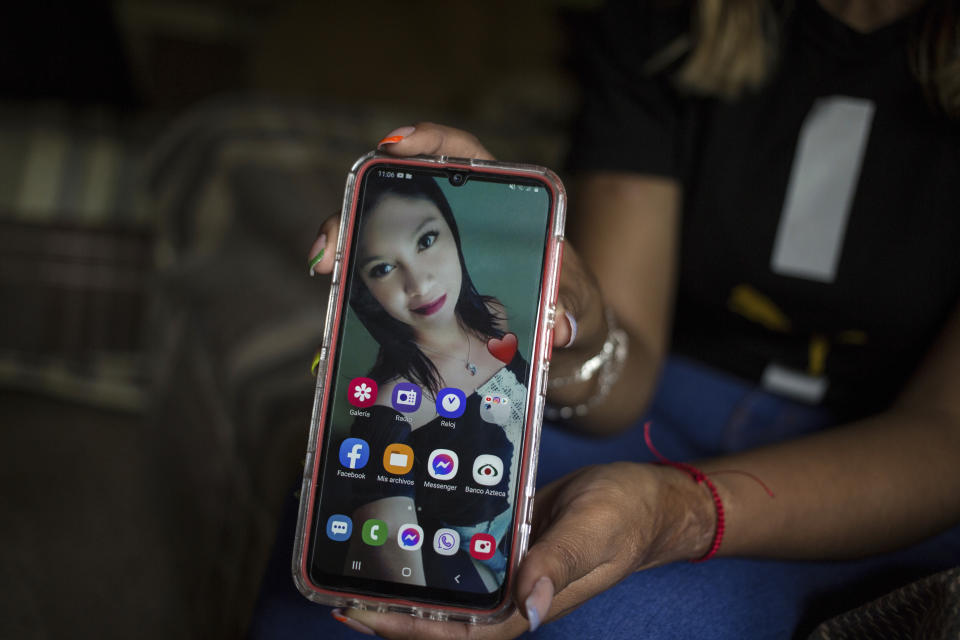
left=487, top=333, right=517, bottom=364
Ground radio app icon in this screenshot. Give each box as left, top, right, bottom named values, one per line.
left=392, top=382, right=422, bottom=412
left=427, top=449, right=459, bottom=481
left=383, top=443, right=414, bottom=475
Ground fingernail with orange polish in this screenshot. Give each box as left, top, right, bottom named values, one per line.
left=377, top=125, right=416, bottom=148
left=331, top=608, right=375, bottom=636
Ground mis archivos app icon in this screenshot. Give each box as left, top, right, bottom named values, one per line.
left=383, top=443, right=414, bottom=474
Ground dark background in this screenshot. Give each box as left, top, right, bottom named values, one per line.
left=0, top=1, right=588, bottom=637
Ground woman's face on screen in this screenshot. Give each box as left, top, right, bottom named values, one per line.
left=358, top=194, right=463, bottom=335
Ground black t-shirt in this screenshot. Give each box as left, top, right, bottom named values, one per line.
left=569, top=0, right=960, bottom=419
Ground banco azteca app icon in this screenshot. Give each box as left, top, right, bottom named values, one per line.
left=348, top=377, right=377, bottom=408
left=339, top=437, right=369, bottom=470
left=472, top=454, right=503, bottom=486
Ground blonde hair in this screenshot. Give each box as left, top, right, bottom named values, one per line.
left=675, top=0, right=780, bottom=100
left=911, top=0, right=960, bottom=118
left=663, top=0, right=959, bottom=118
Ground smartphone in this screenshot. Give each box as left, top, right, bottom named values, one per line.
left=293, top=152, right=566, bottom=623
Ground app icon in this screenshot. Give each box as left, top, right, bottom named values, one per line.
left=397, top=524, right=424, bottom=551
left=326, top=514, right=353, bottom=541
left=361, top=519, right=387, bottom=546
left=338, top=437, right=369, bottom=470
left=433, top=528, right=460, bottom=556
left=480, top=394, right=511, bottom=425
left=472, top=454, right=504, bottom=486
left=469, top=533, right=496, bottom=560
left=348, top=377, right=377, bottom=408
left=383, top=443, right=414, bottom=474
left=427, top=448, right=459, bottom=481
left=392, top=382, right=422, bottom=412
left=436, top=387, right=466, bottom=418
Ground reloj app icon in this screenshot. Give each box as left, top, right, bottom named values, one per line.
left=397, top=524, right=424, bottom=551
left=436, top=387, right=466, bottom=418
left=348, top=377, right=377, bottom=408
left=392, top=382, right=422, bottom=412
left=469, top=533, right=496, bottom=560
left=361, top=519, right=387, bottom=546
left=472, top=454, right=504, bottom=486
left=427, top=449, right=459, bottom=481
left=338, top=437, right=369, bottom=470
left=326, top=514, right=352, bottom=541
left=433, top=528, right=460, bottom=556
left=383, top=443, right=414, bottom=474
left=480, top=394, right=511, bottom=425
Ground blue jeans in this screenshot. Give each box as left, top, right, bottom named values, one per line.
left=251, top=356, right=960, bottom=638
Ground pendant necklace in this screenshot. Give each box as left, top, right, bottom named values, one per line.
left=416, top=333, right=478, bottom=376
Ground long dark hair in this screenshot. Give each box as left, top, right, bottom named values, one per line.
left=349, top=172, right=504, bottom=395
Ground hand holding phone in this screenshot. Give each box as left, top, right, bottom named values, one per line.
left=294, top=146, right=566, bottom=623
left=308, top=124, right=584, bottom=351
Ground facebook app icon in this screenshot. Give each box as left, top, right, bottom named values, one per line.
left=339, top=437, right=369, bottom=470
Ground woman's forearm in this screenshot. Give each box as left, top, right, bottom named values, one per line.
left=703, top=406, right=960, bottom=559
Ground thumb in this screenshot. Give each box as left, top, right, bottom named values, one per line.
left=512, top=483, right=618, bottom=630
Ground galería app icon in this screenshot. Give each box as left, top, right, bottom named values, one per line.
left=348, top=377, right=377, bottom=408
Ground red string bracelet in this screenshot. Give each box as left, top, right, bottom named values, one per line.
left=643, top=421, right=725, bottom=563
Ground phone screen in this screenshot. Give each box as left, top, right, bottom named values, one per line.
left=306, top=161, right=555, bottom=610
